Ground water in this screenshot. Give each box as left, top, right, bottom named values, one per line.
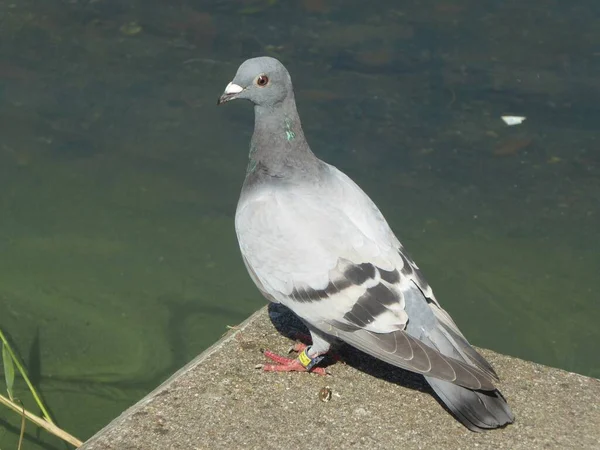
left=0, top=0, right=598, bottom=447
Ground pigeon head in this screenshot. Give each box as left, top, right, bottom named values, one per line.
left=217, top=57, right=293, bottom=107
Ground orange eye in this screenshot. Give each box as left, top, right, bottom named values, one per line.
left=256, top=74, right=269, bottom=87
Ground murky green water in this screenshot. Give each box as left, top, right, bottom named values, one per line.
left=0, top=0, right=598, bottom=447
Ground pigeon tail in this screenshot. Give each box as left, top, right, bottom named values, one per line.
left=426, top=377, right=515, bottom=431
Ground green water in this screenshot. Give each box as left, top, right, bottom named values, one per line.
left=0, top=0, right=599, bottom=447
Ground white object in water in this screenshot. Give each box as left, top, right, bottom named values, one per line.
left=501, top=115, right=526, bottom=126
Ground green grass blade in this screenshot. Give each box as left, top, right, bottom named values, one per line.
left=0, top=328, right=54, bottom=424
left=2, top=341, right=16, bottom=400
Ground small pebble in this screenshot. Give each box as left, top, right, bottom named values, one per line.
left=318, top=386, right=332, bottom=402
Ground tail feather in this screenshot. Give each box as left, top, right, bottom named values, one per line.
left=437, top=321, right=499, bottom=380
left=426, top=377, right=515, bottom=432
left=421, top=326, right=514, bottom=431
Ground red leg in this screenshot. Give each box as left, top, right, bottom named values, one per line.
left=288, top=341, right=342, bottom=363
left=261, top=349, right=327, bottom=375
left=263, top=350, right=298, bottom=365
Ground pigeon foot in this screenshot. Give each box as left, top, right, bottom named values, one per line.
left=261, top=348, right=327, bottom=375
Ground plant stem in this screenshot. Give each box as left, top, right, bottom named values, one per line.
left=18, top=402, right=26, bottom=450
left=0, top=393, right=83, bottom=447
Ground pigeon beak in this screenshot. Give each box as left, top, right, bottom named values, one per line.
left=217, top=82, right=244, bottom=105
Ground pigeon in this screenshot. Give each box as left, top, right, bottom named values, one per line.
left=217, top=56, right=515, bottom=431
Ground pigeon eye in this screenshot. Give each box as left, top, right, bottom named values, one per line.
left=256, top=74, right=269, bottom=87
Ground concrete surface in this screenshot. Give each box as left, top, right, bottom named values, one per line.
left=81, top=304, right=600, bottom=450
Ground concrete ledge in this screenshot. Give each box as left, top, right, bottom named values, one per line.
left=81, top=305, right=600, bottom=449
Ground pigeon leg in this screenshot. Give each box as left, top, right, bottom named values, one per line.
left=287, top=341, right=341, bottom=362
left=262, top=330, right=331, bottom=375
left=262, top=351, right=325, bottom=374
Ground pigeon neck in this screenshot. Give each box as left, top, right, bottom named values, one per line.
left=248, top=96, right=315, bottom=176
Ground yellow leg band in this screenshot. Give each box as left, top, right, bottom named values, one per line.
left=298, top=349, right=312, bottom=368
left=298, top=347, right=324, bottom=371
